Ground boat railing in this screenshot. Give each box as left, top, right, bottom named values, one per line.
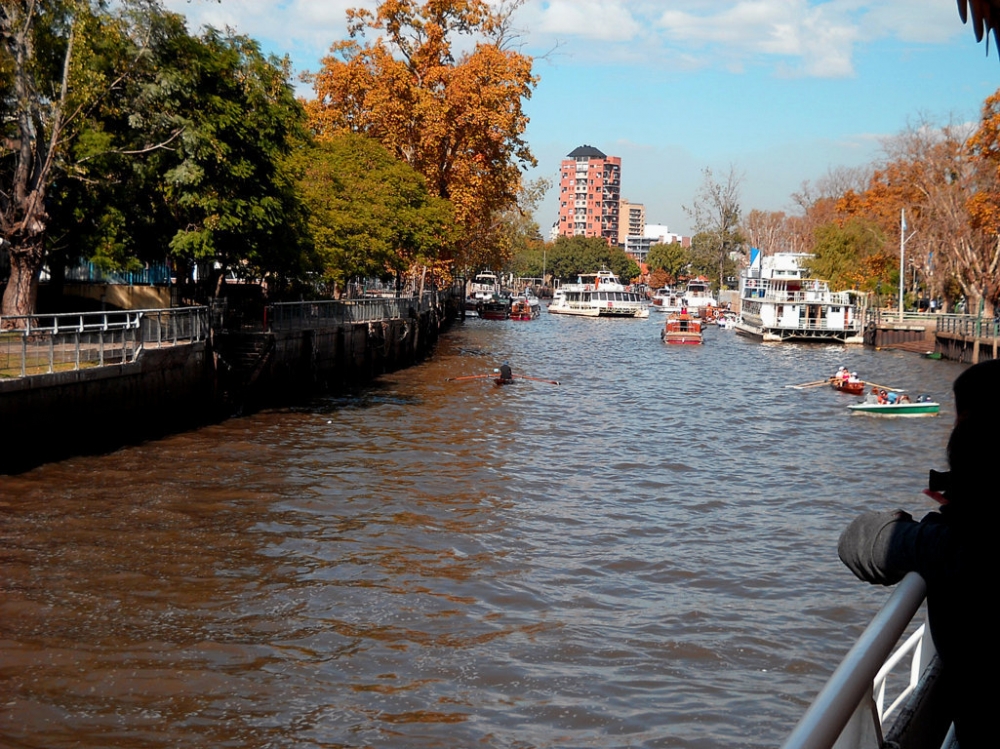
left=781, top=572, right=947, bottom=749
left=743, top=288, right=852, bottom=305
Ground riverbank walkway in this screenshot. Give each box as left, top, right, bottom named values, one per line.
left=0, top=292, right=452, bottom=380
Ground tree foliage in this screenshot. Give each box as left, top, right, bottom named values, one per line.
left=684, top=165, right=744, bottom=291
left=806, top=218, right=889, bottom=291
left=545, top=235, right=637, bottom=282
left=2, top=2, right=314, bottom=315
left=646, top=241, right=689, bottom=284
left=305, top=0, right=537, bottom=273
left=1, top=0, right=158, bottom=317
left=294, top=133, right=456, bottom=293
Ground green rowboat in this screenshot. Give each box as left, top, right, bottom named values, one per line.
left=848, top=401, right=940, bottom=417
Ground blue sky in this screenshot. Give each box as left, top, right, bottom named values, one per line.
left=163, top=0, right=1000, bottom=237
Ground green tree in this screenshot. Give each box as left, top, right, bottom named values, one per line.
left=1, top=0, right=161, bottom=318
left=142, top=26, right=312, bottom=295
left=807, top=218, right=888, bottom=291
left=546, top=235, right=635, bottom=282
left=2, top=4, right=313, bottom=314
left=294, top=133, right=457, bottom=294
left=646, top=241, right=689, bottom=283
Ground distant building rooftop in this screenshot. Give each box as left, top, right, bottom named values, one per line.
left=566, top=145, right=607, bottom=158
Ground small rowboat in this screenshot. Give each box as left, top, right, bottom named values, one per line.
left=848, top=401, right=940, bottom=417
left=831, top=379, right=865, bottom=396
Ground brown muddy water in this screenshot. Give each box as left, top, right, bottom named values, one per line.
left=0, top=312, right=964, bottom=748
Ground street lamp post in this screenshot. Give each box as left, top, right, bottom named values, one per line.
left=898, top=209, right=916, bottom=323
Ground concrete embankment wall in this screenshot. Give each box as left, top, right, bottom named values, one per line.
left=0, top=305, right=454, bottom=473
left=0, top=343, right=214, bottom=472
left=220, top=311, right=445, bottom=412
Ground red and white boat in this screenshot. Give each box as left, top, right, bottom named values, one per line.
left=661, top=312, right=703, bottom=344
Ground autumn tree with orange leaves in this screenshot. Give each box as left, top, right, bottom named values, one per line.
left=305, top=0, right=537, bottom=275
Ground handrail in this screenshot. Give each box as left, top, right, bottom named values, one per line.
left=0, top=307, right=209, bottom=377
left=781, top=572, right=928, bottom=749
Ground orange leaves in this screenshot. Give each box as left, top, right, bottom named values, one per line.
left=306, top=0, right=536, bottom=270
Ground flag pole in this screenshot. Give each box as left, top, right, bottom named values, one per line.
left=898, top=209, right=905, bottom=323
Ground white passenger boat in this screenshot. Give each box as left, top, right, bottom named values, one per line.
left=548, top=269, right=649, bottom=318
left=650, top=287, right=684, bottom=313
left=682, top=277, right=717, bottom=314
left=465, top=272, right=501, bottom=317
left=735, top=251, right=863, bottom=344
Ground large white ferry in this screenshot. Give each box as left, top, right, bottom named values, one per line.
left=735, top=251, right=863, bottom=344
left=548, top=269, right=649, bottom=318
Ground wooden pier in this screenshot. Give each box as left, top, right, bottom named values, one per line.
left=866, top=313, right=999, bottom=364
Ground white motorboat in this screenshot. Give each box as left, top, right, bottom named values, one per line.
left=548, top=269, right=649, bottom=318
left=735, top=251, right=863, bottom=343
left=650, top=287, right=684, bottom=313
left=681, top=277, right=717, bottom=313
left=464, top=271, right=502, bottom=317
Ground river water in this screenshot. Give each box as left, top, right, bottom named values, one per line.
left=0, top=311, right=965, bottom=748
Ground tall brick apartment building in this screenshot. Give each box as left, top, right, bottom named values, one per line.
left=556, top=145, right=621, bottom=245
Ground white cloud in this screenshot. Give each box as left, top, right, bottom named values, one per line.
left=523, top=0, right=643, bottom=42
left=160, top=1, right=968, bottom=81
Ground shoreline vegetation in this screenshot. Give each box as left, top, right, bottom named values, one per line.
left=3, top=1, right=1000, bottom=331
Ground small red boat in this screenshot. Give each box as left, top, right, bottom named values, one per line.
left=661, top=313, right=703, bottom=344
left=831, top=378, right=865, bottom=396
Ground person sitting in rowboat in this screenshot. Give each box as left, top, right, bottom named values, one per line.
left=848, top=371, right=860, bottom=384
left=838, top=358, right=1000, bottom=746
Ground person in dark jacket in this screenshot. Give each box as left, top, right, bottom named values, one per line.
left=838, top=359, right=1000, bottom=747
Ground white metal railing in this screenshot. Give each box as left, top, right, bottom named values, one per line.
left=0, top=307, right=209, bottom=377
left=782, top=573, right=932, bottom=749
left=268, top=292, right=442, bottom=331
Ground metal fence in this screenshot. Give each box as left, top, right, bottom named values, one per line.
left=936, top=314, right=1000, bottom=339
left=0, top=307, right=209, bottom=378
left=268, top=292, right=443, bottom=331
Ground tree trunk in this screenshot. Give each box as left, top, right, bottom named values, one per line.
left=1, top=241, right=44, bottom=326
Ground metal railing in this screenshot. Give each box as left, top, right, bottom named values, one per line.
left=268, top=292, right=442, bottom=331
left=936, top=314, right=1000, bottom=339
left=781, top=573, right=934, bottom=749
left=0, top=307, right=209, bottom=378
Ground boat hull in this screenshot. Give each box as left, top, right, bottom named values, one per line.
left=734, top=321, right=863, bottom=344
left=831, top=380, right=865, bottom=395
left=848, top=402, right=941, bottom=417
left=548, top=305, right=649, bottom=318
